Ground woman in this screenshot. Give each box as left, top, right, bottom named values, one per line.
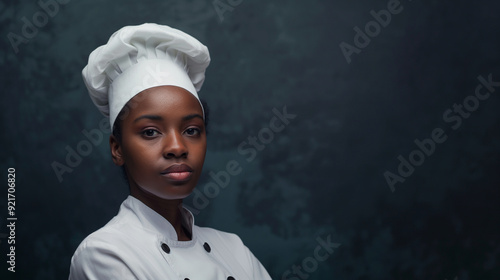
left=69, top=23, right=271, bottom=280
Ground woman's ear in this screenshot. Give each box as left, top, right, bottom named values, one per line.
left=110, top=135, right=124, bottom=166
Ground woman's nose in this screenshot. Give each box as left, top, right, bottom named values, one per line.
left=162, top=131, right=188, bottom=158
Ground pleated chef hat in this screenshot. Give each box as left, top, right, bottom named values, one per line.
left=82, top=23, right=210, bottom=128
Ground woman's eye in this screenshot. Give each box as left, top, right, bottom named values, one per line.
left=142, top=129, right=159, bottom=137
left=185, top=127, right=200, bottom=136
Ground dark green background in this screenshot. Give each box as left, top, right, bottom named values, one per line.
left=1, top=0, right=499, bottom=279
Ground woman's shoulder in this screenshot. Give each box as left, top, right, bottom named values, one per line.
left=72, top=208, right=155, bottom=257
left=69, top=216, right=158, bottom=279
left=75, top=220, right=132, bottom=247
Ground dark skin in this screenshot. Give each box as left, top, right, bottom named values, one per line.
left=109, top=86, right=207, bottom=241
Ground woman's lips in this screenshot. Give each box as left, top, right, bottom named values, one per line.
left=161, top=164, right=193, bottom=183
left=162, top=171, right=192, bottom=181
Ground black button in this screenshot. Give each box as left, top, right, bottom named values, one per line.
left=227, top=277, right=235, bottom=280
left=184, top=278, right=190, bottom=280
left=161, top=243, right=170, bottom=254
left=203, top=242, right=211, bottom=253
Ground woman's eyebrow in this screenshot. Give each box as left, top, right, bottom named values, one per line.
left=182, top=114, right=203, bottom=121
left=133, top=115, right=163, bottom=123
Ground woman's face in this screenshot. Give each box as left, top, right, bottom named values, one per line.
left=111, top=85, right=206, bottom=200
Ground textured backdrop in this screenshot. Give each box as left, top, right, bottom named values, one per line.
left=0, top=0, right=499, bottom=279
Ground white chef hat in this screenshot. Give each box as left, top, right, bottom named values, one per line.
left=82, top=23, right=210, bottom=128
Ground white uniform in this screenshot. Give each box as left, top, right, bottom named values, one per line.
left=69, top=196, right=271, bottom=280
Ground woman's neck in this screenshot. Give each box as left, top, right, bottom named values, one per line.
left=130, top=186, right=191, bottom=241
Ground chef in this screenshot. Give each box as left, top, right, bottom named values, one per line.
left=69, top=23, right=272, bottom=280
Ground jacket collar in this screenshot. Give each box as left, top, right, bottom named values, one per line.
left=122, top=195, right=195, bottom=241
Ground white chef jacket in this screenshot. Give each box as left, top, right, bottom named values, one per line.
left=69, top=195, right=271, bottom=280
